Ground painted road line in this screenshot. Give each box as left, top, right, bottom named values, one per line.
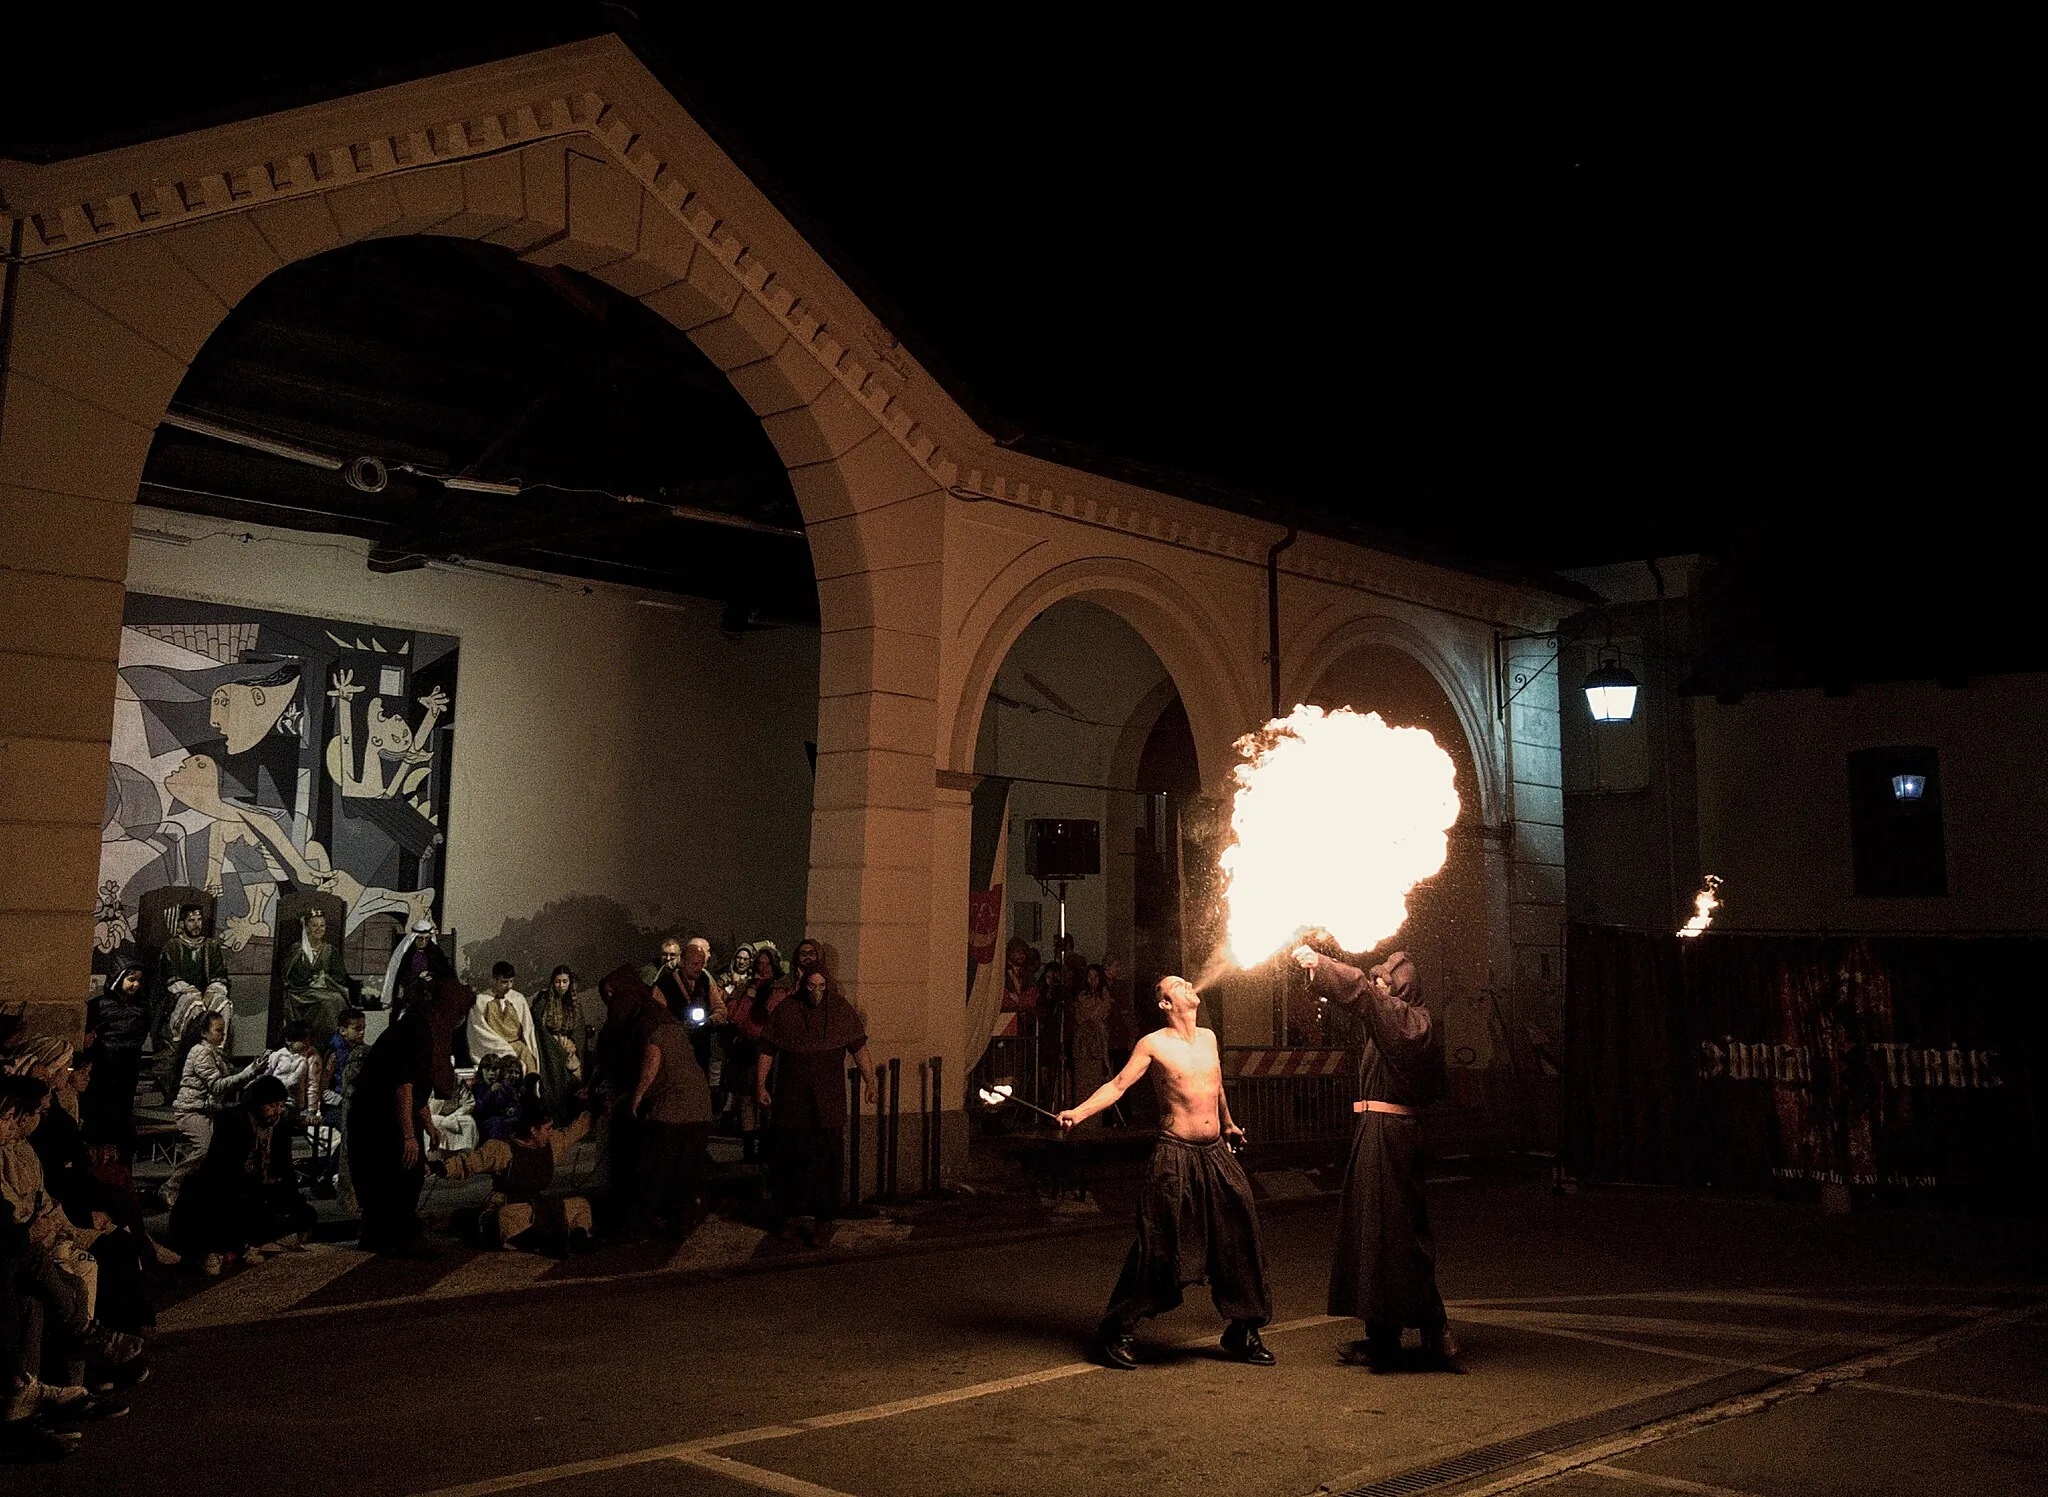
left=1441, top=1300, right=2043, bottom=1497
left=424, top=1250, right=557, bottom=1298
left=1451, top=1289, right=1995, bottom=1318
left=1454, top=1310, right=1802, bottom=1374
left=1843, top=1379, right=2048, bottom=1417
left=156, top=1244, right=372, bottom=1332
left=411, top=1314, right=1346, bottom=1496
left=1464, top=1308, right=1869, bottom=1347
left=1584, top=1462, right=1767, bottom=1496
left=672, top=1450, right=860, bottom=1496
left=667, top=1216, right=771, bottom=1273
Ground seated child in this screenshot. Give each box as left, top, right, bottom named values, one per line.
left=470, top=1053, right=524, bottom=1144
left=432, top=1080, right=595, bottom=1254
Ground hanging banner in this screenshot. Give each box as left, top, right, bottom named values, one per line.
left=968, top=884, right=1004, bottom=965
left=1564, top=926, right=2046, bottom=1206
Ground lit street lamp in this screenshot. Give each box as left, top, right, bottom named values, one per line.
left=1584, top=661, right=1640, bottom=723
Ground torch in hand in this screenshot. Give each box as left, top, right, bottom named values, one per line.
left=977, top=1084, right=1063, bottom=1125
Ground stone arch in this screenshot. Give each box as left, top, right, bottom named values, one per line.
left=1284, top=611, right=1505, bottom=827
left=0, top=70, right=948, bottom=1031
left=947, top=556, right=1259, bottom=791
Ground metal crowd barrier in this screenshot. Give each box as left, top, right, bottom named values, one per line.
left=1221, top=1049, right=1355, bottom=1148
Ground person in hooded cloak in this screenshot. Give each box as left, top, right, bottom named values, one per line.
left=754, top=966, right=875, bottom=1244
left=1291, top=940, right=1461, bottom=1372
left=347, top=974, right=467, bottom=1258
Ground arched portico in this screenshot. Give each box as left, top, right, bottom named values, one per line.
left=944, top=554, right=1260, bottom=794
left=0, top=43, right=950, bottom=1065
left=2, top=36, right=1571, bottom=1157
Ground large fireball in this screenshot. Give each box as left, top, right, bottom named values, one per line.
left=1220, top=705, right=1460, bottom=966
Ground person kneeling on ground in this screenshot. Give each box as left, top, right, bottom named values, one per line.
left=432, top=1080, right=596, bottom=1255
left=168, top=1076, right=316, bottom=1277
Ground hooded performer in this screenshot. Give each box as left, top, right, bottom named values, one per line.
left=347, top=974, right=468, bottom=1257
left=595, top=964, right=656, bottom=1228
left=1291, top=940, right=1460, bottom=1372
left=753, top=965, right=875, bottom=1243
left=1058, top=975, right=1273, bottom=1370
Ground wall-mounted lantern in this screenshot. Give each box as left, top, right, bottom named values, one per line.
left=1583, top=661, right=1641, bottom=724
left=1891, top=772, right=1926, bottom=801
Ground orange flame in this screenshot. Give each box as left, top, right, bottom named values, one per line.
left=1220, top=705, right=1459, bottom=966
left=1676, top=874, right=1723, bottom=938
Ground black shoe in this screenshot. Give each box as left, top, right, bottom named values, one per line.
left=567, top=1227, right=595, bottom=1255
left=1221, top=1322, right=1275, bottom=1366
left=1422, top=1325, right=1467, bottom=1374
left=1098, top=1330, right=1139, bottom=1370
left=1338, top=1337, right=1401, bottom=1373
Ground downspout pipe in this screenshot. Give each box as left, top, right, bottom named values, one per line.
left=0, top=212, right=23, bottom=455
left=1267, top=526, right=1298, bottom=719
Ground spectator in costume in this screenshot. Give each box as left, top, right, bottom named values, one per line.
left=756, top=966, right=875, bottom=1246
left=280, top=907, right=353, bottom=1046
left=153, top=904, right=232, bottom=1100
left=533, top=966, right=594, bottom=1125
left=379, top=916, right=448, bottom=1013
left=468, top=962, right=538, bottom=1075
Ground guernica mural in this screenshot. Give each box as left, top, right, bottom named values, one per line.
left=96, top=592, right=459, bottom=979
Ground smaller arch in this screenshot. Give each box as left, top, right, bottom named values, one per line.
left=948, top=556, right=1259, bottom=790
left=1285, top=611, right=1504, bottom=827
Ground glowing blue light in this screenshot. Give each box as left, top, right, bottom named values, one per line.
left=1891, top=773, right=1925, bottom=801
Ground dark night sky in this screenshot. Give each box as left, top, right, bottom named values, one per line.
left=3, top=11, right=2032, bottom=682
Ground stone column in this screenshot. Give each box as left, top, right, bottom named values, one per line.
left=0, top=246, right=204, bottom=1037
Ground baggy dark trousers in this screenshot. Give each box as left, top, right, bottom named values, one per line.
left=1104, top=1133, right=1272, bottom=1334
left=1328, top=1110, right=1446, bottom=1332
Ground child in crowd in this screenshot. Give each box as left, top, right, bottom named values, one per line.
left=470, top=1053, right=524, bottom=1143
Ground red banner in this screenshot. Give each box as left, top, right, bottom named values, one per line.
left=968, top=884, right=1003, bottom=965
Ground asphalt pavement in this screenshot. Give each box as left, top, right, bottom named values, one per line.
left=14, top=1165, right=2045, bottom=1496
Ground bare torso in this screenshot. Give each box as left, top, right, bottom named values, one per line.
left=1142, top=1026, right=1225, bottom=1143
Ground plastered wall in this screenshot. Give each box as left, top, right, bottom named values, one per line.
left=122, top=506, right=820, bottom=970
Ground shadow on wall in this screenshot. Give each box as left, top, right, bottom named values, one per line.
left=463, top=895, right=692, bottom=994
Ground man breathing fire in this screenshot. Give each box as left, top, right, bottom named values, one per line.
left=1058, top=975, right=1274, bottom=1371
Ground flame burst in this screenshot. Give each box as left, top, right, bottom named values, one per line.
left=1220, top=705, right=1460, bottom=966
left=1676, top=875, right=1723, bottom=938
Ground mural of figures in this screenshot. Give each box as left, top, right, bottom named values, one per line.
left=98, top=595, right=459, bottom=977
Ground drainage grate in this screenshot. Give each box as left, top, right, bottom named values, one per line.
left=1334, top=1365, right=1788, bottom=1496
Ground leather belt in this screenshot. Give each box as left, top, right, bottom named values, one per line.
left=1354, top=1099, right=1417, bottom=1116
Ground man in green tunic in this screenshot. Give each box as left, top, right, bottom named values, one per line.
left=280, top=908, right=354, bottom=1046
left=154, top=904, right=233, bottom=1097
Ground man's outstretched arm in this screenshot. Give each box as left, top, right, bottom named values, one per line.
left=1059, top=1039, right=1152, bottom=1128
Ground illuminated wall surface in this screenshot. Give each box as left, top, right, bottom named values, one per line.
left=121, top=509, right=820, bottom=979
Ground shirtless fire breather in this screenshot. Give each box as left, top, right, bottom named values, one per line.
left=1058, top=975, right=1274, bottom=1370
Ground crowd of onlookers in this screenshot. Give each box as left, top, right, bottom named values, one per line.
left=2, top=916, right=873, bottom=1463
